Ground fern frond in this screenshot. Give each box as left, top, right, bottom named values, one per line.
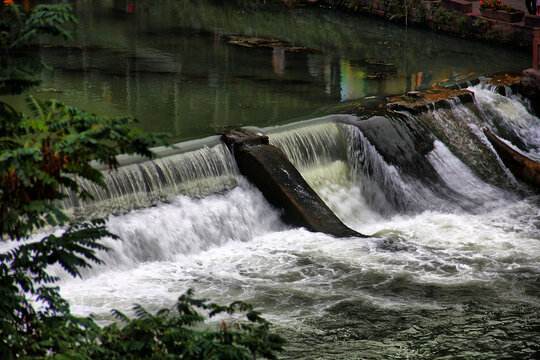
left=133, top=304, right=152, bottom=320
left=110, top=309, right=130, bottom=323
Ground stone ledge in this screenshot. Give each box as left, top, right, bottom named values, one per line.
left=387, top=88, right=475, bottom=115
left=441, top=0, right=472, bottom=13
left=524, top=15, right=540, bottom=27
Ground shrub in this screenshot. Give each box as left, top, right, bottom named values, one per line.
left=0, top=2, right=283, bottom=359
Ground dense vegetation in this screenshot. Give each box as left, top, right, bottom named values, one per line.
left=0, top=3, right=283, bottom=359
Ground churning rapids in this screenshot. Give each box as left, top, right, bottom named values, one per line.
left=26, top=84, right=540, bottom=358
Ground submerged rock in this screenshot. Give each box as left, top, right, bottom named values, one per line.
left=221, top=129, right=364, bottom=238
left=222, top=35, right=316, bottom=53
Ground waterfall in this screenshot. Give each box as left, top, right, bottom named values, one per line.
left=471, top=83, right=540, bottom=161
left=267, top=121, right=347, bottom=171
left=262, top=114, right=505, bottom=220
left=411, top=83, right=540, bottom=192
left=341, top=124, right=443, bottom=215
left=68, top=179, right=287, bottom=275
left=62, top=143, right=239, bottom=217
left=49, top=90, right=539, bottom=357
left=416, top=94, right=512, bottom=188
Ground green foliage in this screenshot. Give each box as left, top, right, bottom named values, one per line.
left=0, top=2, right=283, bottom=360
left=0, top=96, right=164, bottom=240
left=0, top=220, right=109, bottom=359
left=99, top=290, right=284, bottom=360
left=0, top=3, right=77, bottom=96
left=416, top=3, right=427, bottom=23
left=436, top=7, right=454, bottom=22
left=472, top=18, right=489, bottom=27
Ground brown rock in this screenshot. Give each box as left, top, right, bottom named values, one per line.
left=387, top=87, right=475, bottom=114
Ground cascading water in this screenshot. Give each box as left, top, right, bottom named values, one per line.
left=44, top=87, right=540, bottom=359
left=62, top=142, right=239, bottom=217
left=267, top=120, right=348, bottom=170
left=342, top=123, right=447, bottom=215
left=472, top=83, right=540, bottom=161
left=417, top=82, right=540, bottom=190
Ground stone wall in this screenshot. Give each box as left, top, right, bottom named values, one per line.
left=319, top=0, right=538, bottom=50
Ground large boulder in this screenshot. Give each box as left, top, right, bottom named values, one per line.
left=221, top=129, right=365, bottom=238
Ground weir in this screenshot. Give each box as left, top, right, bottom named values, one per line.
left=52, top=84, right=540, bottom=360
left=62, top=142, right=239, bottom=216
left=31, top=1, right=540, bottom=355
left=61, top=83, right=538, bottom=233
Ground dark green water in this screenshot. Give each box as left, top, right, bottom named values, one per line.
left=22, top=0, right=529, bottom=142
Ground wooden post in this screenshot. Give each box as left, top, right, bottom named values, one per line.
left=534, top=29, right=540, bottom=70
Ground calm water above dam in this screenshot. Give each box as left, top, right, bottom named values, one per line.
left=27, top=0, right=529, bottom=142
left=13, top=1, right=540, bottom=359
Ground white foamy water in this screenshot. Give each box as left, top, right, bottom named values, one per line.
left=54, top=109, right=539, bottom=328
left=58, top=176, right=539, bottom=325
left=471, top=83, right=540, bottom=161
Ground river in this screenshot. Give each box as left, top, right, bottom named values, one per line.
left=23, top=0, right=540, bottom=359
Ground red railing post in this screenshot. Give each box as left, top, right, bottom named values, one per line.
left=534, top=29, right=540, bottom=70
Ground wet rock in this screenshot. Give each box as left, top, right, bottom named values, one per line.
left=483, top=128, right=540, bottom=190
left=221, top=129, right=364, bottom=238
left=479, top=72, right=521, bottom=96
left=339, top=115, right=435, bottom=176
left=387, top=87, right=475, bottom=115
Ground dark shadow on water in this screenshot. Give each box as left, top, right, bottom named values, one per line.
left=280, top=280, right=540, bottom=359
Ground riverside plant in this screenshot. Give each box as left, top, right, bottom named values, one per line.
left=478, top=0, right=520, bottom=12
left=0, top=2, right=284, bottom=359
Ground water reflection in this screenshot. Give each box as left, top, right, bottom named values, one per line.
left=15, top=0, right=529, bottom=142
left=272, top=48, right=286, bottom=75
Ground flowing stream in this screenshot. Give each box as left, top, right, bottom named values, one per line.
left=53, top=85, right=540, bottom=359
left=5, top=1, right=539, bottom=358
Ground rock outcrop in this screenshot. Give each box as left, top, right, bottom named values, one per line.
left=387, top=88, right=475, bottom=115
left=221, top=129, right=365, bottom=238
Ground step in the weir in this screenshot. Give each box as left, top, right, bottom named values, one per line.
left=221, top=129, right=365, bottom=238
left=387, top=88, right=475, bottom=114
